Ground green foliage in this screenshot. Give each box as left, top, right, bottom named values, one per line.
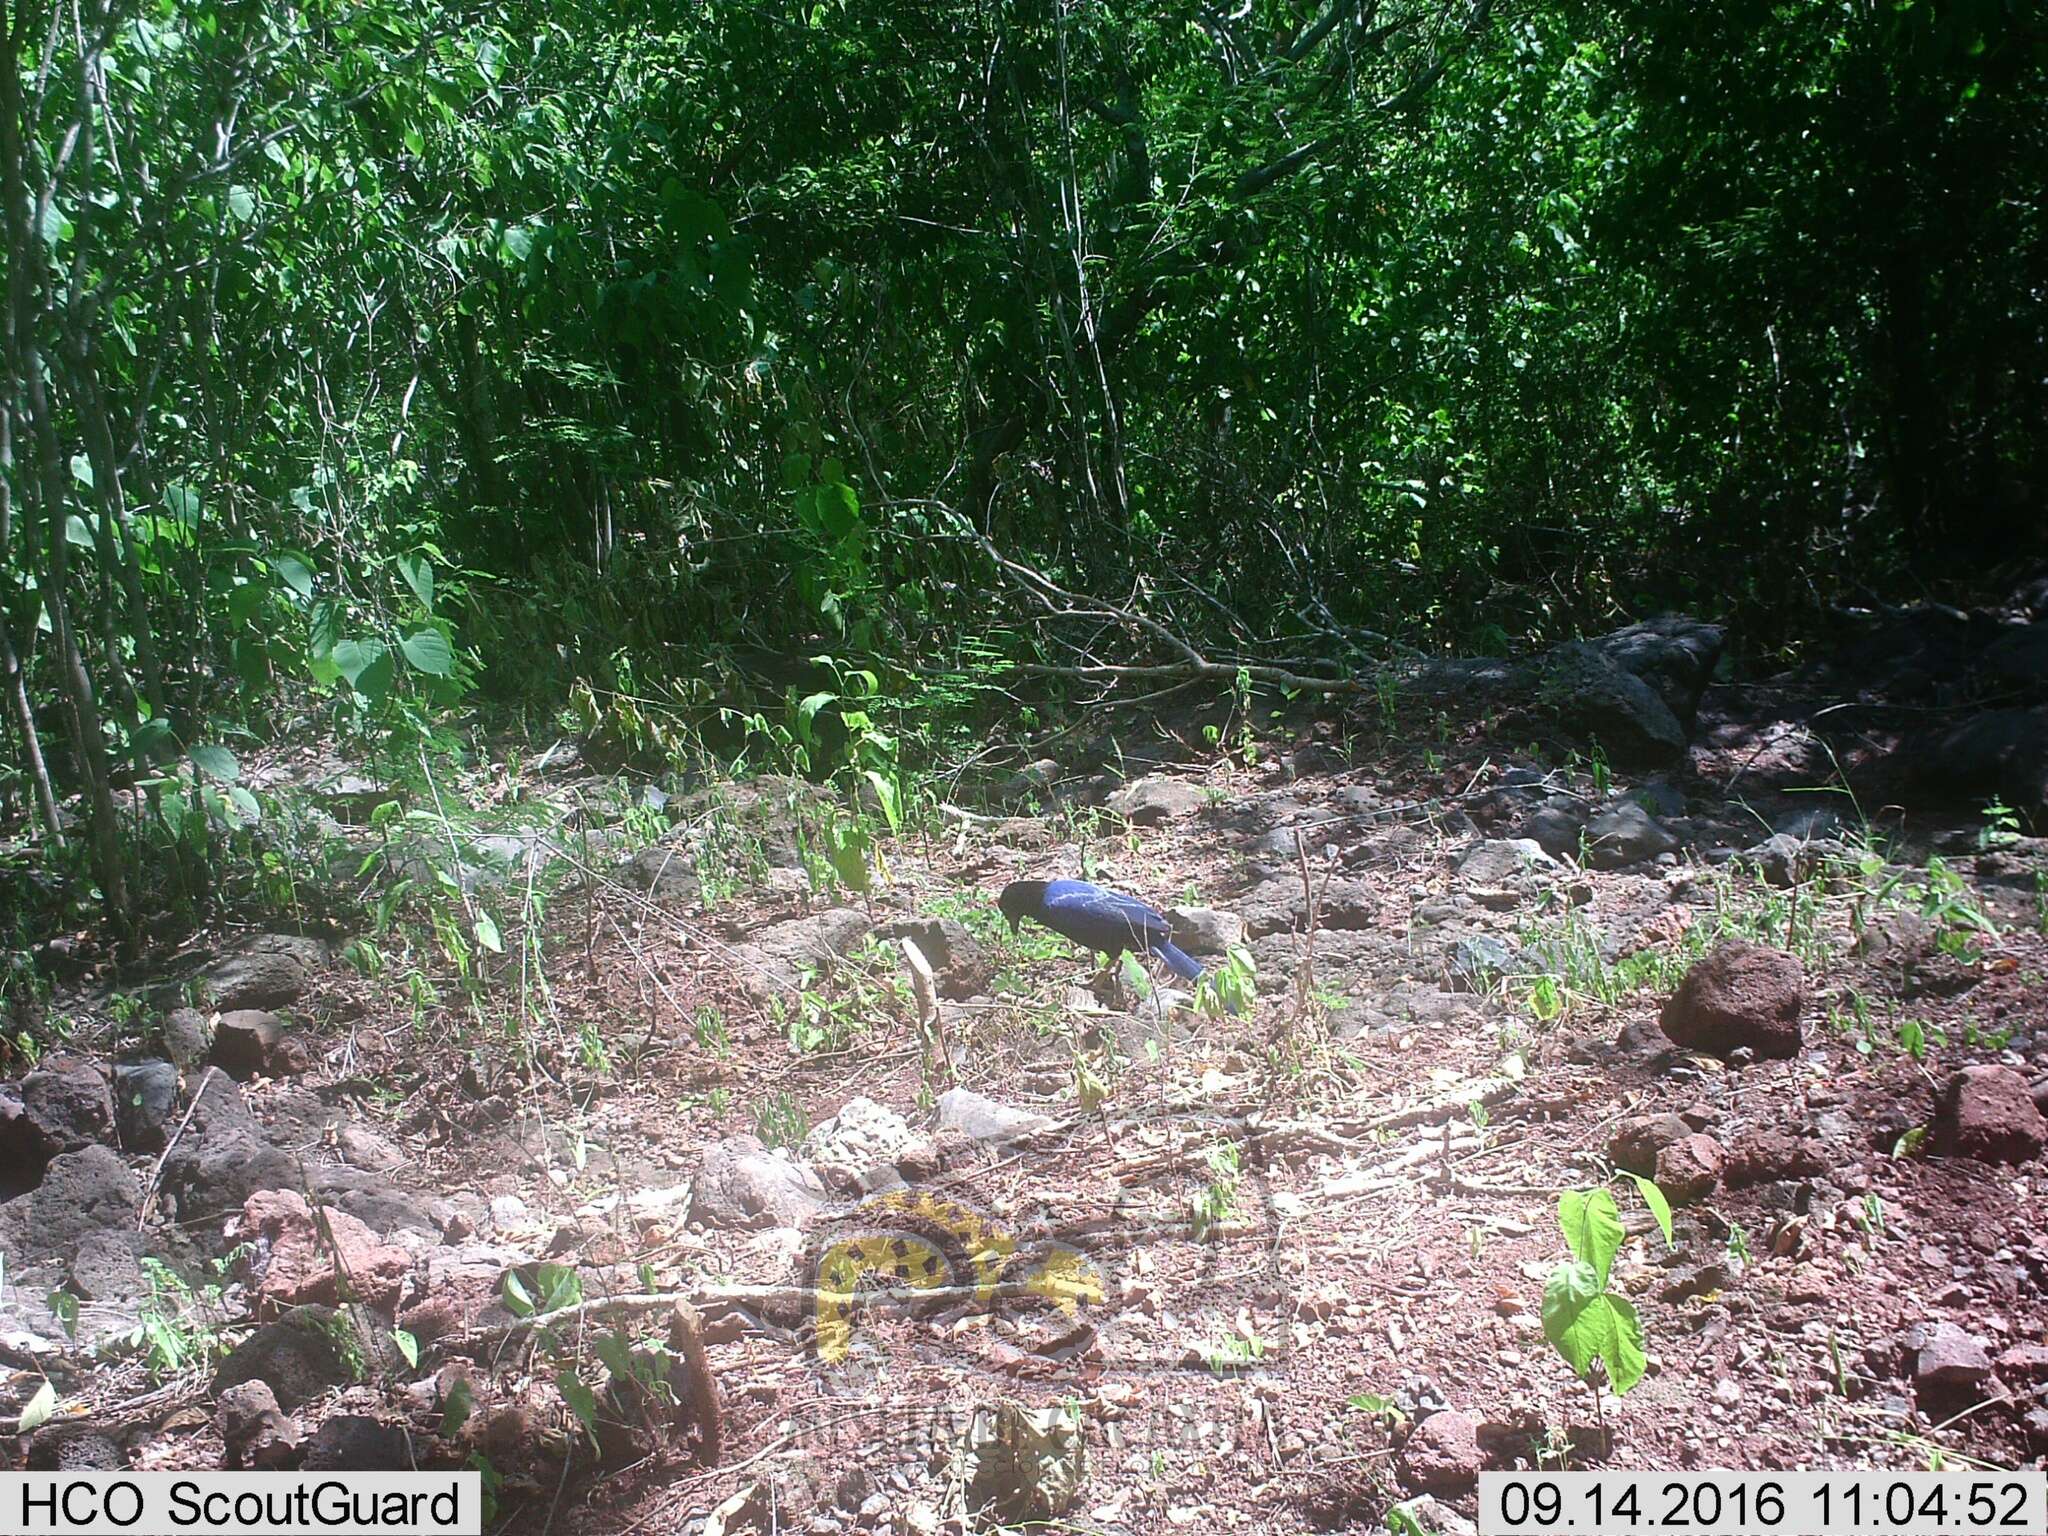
left=1540, top=1189, right=1647, bottom=1400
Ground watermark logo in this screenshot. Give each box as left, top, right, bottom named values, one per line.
left=806, top=1188, right=1104, bottom=1364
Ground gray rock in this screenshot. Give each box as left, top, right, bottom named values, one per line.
left=874, top=916, right=991, bottom=999
left=160, top=1007, right=214, bottom=1070
left=112, top=1059, right=179, bottom=1153
left=1544, top=641, right=1688, bottom=767
left=199, top=933, right=328, bottom=1010
left=1445, top=936, right=1517, bottom=993
left=622, top=842, right=701, bottom=901
left=218, top=1380, right=301, bottom=1469
left=689, top=1135, right=830, bottom=1232
left=1107, top=775, right=1206, bottom=824
left=303, top=1415, right=410, bottom=1472
left=804, top=1098, right=921, bottom=1171
left=1515, top=798, right=1592, bottom=860
left=5, top=1060, right=117, bottom=1163
left=213, top=1306, right=365, bottom=1410
left=1457, top=838, right=1554, bottom=885
left=735, top=909, right=873, bottom=996
left=0, top=1145, right=139, bottom=1264
left=935, top=1088, right=1053, bottom=1144
left=305, top=1164, right=437, bottom=1236
left=1165, top=906, right=1245, bottom=956
left=1914, top=1322, right=1993, bottom=1393
left=1745, top=831, right=1835, bottom=888
left=1585, top=801, right=1679, bottom=869
left=68, top=1231, right=146, bottom=1302
left=1587, top=616, right=1725, bottom=728
left=159, top=1073, right=302, bottom=1229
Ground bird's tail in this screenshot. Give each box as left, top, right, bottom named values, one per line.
left=1155, top=941, right=1203, bottom=982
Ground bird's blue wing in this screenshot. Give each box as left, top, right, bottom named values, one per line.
left=1044, top=880, right=1169, bottom=943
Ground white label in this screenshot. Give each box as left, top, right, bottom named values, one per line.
left=3, top=1472, right=481, bottom=1536
left=1479, top=1471, right=2048, bottom=1536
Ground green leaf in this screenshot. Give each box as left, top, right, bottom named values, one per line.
left=399, top=628, right=456, bottom=676
left=794, top=691, right=837, bottom=745
left=39, top=200, right=73, bottom=247
left=863, top=770, right=902, bottom=834
left=19, top=1379, right=57, bottom=1434
left=1626, top=1175, right=1674, bottom=1248
left=392, top=1329, right=420, bottom=1369
left=474, top=912, right=502, bottom=953
left=70, top=454, right=95, bottom=489
left=227, top=185, right=256, bottom=222
left=398, top=553, right=435, bottom=611
left=1557, top=1187, right=1624, bottom=1289
left=557, top=1369, right=600, bottom=1443
left=273, top=554, right=315, bottom=601
left=332, top=637, right=396, bottom=703
left=228, top=786, right=262, bottom=825
left=189, top=744, right=240, bottom=783
left=501, top=1272, right=535, bottom=1317
left=441, top=1377, right=473, bottom=1437
left=1542, top=1265, right=1646, bottom=1393
left=812, top=481, right=860, bottom=539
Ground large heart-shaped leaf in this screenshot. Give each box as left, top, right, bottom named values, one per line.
left=399, top=628, right=456, bottom=676
left=189, top=744, right=240, bottom=783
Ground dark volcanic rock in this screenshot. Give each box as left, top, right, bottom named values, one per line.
left=159, top=1072, right=302, bottom=1229
left=1660, top=942, right=1804, bottom=1060
left=200, top=933, right=328, bottom=1010
left=113, top=1059, right=180, bottom=1153
left=218, top=1381, right=301, bottom=1469
left=213, top=1306, right=365, bottom=1410
left=1543, top=642, right=1687, bottom=767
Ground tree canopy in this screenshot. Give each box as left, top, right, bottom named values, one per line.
left=4, top=0, right=2043, bottom=931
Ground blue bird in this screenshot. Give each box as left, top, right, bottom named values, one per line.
left=998, top=879, right=1203, bottom=983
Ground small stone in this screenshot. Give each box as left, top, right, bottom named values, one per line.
left=1915, top=1322, right=1993, bottom=1392
left=1608, top=1115, right=1692, bottom=1176
left=1400, top=1410, right=1485, bottom=1494
left=934, top=1089, right=1053, bottom=1144
left=1108, top=776, right=1206, bottom=824
left=217, top=1380, right=300, bottom=1469
left=1931, top=1066, right=2046, bottom=1165
left=1724, top=1130, right=1827, bottom=1188
left=1655, top=1135, right=1725, bottom=1204
left=1165, top=907, right=1245, bottom=956
left=1995, top=1343, right=2048, bottom=1385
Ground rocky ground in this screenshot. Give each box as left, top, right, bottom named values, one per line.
left=3, top=601, right=2048, bottom=1534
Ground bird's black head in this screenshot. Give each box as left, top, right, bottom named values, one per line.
left=998, top=879, right=1049, bottom=933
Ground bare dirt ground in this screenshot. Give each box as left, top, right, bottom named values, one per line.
left=6, top=677, right=2048, bottom=1536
